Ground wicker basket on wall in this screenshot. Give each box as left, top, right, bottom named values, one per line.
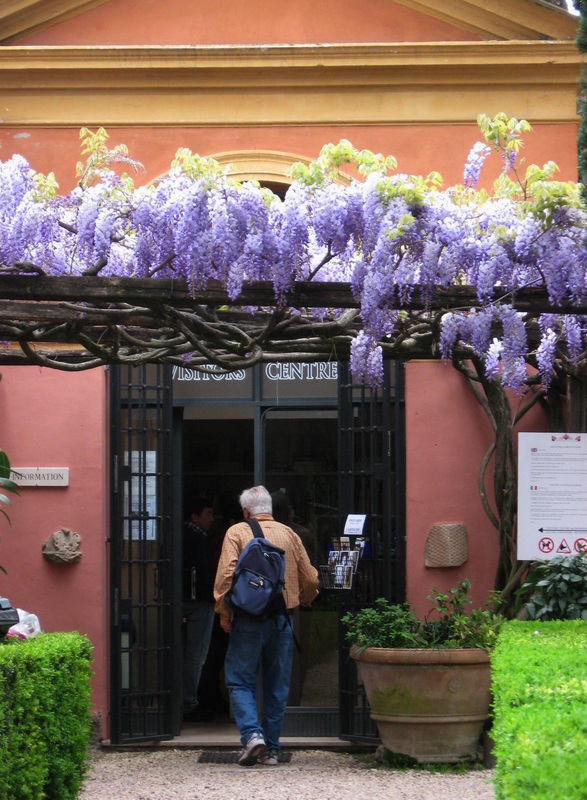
left=424, top=523, right=468, bottom=568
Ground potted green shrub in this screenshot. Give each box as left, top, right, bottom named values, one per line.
left=342, top=580, right=503, bottom=763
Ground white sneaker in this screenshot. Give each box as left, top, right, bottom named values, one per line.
left=237, top=733, right=266, bottom=767
left=259, top=748, right=279, bottom=766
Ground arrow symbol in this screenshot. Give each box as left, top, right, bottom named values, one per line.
left=538, top=528, right=587, bottom=533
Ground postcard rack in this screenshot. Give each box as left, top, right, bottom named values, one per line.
left=319, top=536, right=365, bottom=590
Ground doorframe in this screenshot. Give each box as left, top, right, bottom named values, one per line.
left=337, top=359, right=406, bottom=741
left=109, top=360, right=406, bottom=742
left=109, top=364, right=181, bottom=744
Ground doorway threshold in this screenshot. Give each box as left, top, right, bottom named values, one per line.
left=101, top=720, right=364, bottom=751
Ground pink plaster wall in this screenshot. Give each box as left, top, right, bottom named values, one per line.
left=405, top=360, right=549, bottom=617
left=0, top=366, right=109, bottom=734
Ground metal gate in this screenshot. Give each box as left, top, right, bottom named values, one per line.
left=109, top=364, right=180, bottom=743
left=337, top=360, right=406, bottom=740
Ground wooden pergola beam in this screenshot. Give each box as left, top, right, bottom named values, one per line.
left=0, top=274, right=580, bottom=369
left=0, top=274, right=585, bottom=314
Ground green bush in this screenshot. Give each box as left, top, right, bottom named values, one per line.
left=341, top=579, right=503, bottom=650
left=517, top=553, right=587, bottom=620
left=491, top=620, right=587, bottom=799
left=0, top=633, right=93, bottom=800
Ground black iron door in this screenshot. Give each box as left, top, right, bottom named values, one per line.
left=337, top=360, right=406, bottom=740
left=109, top=364, right=180, bottom=743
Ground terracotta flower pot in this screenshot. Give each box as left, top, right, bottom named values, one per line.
left=350, top=645, right=491, bottom=763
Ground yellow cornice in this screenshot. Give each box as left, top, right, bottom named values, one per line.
left=392, top=0, right=577, bottom=40
left=0, top=42, right=581, bottom=127
left=0, top=41, right=580, bottom=71
left=0, top=1, right=109, bottom=43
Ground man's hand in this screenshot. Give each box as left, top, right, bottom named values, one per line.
left=220, top=618, right=232, bottom=633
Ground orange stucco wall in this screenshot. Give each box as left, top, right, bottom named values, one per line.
left=0, top=122, right=578, bottom=193
left=18, top=0, right=481, bottom=46
left=0, top=366, right=109, bottom=728
left=405, top=361, right=549, bottom=615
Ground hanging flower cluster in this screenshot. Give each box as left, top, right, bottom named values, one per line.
left=0, top=115, right=585, bottom=388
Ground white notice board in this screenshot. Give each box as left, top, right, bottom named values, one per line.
left=123, top=450, right=157, bottom=541
left=517, top=432, right=587, bottom=560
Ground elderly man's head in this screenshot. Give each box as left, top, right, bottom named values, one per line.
left=239, top=486, right=272, bottom=517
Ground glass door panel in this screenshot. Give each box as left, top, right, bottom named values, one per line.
left=182, top=418, right=254, bottom=516
left=264, top=409, right=339, bottom=712
left=180, top=416, right=254, bottom=721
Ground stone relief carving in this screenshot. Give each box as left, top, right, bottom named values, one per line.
left=42, top=527, right=82, bottom=563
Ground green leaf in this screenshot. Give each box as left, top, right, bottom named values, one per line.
left=0, top=450, right=10, bottom=479
left=0, top=478, right=20, bottom=495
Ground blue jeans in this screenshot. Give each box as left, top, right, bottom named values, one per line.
left=182, top=600, right=215, bottom=712
left=224, top=613, right=294, bottom=750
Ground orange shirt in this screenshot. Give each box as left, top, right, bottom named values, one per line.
left=213, top=513, right=319, bottom=628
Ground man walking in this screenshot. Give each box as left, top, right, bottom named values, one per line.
left=214, top=485, right=319, bottom=767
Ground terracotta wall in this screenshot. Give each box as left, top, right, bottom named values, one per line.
left=405, top=360, right=549, bottom=615
left=17, top=0, right=480, bottom=46
left=0, top=122, right=579, bottom=193
left=0, top=366, right=109, bottom=728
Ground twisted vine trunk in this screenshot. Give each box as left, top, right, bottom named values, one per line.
left=453, top=357, right=551, bottom=615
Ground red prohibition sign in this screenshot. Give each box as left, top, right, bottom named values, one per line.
left=539, top=537, right=554, bottom=553
left=574, top=538, right=587, bottom=553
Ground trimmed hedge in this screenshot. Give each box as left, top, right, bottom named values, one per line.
left=491, top=620, right=587, bottom=799
left=0, top=632, right=93, bottom=800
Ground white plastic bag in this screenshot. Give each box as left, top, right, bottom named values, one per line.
left=6, top=608, right=42, bottom=639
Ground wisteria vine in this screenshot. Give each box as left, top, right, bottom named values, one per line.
left=0, top=114, right=585, bottom=387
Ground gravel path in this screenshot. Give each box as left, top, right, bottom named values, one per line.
left=79, top=749, right=495, bottom=799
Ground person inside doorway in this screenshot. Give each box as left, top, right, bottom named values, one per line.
left=196, top=498, right=242, bottom=718
left=182, top=496, right=215, bottom=723
left=270, top=490, right=316, bottom=706
left=214, top=485, right=319, bottom=766
left=270, top=490, right=317, bottom=566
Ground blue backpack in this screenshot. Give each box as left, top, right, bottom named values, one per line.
left=226, top=518, right=286, bottom=618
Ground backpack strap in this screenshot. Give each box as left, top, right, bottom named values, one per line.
left=246, top=517, right=265, bottom=538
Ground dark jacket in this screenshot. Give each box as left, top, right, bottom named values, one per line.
left=182, top=521, right=215, bottom=602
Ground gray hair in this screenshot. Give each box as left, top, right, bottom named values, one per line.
left=239, top=485, right=273, bottom=516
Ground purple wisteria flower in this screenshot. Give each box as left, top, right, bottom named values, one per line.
left=563, top=315, right=585, bottom=362
left=485, top=339, right=503, bottom=381
left=2, top=132, right=587, bottom=392
left=350, top=331, right=384, bottom=387
left=501, top=149, right=517, bottom=174
left=463, top=142, right=491, bottom=188
left=536, top=328, right=558, bottom=386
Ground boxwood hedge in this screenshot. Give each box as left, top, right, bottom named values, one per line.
left=491, top=620, right=587, bottom=799
left=0, top=632, right=92, bottom=800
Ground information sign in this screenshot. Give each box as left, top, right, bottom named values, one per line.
left=518, top=433, right=587, bottom=560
